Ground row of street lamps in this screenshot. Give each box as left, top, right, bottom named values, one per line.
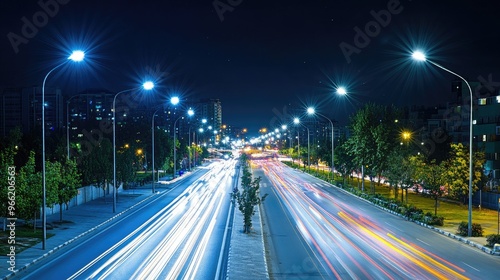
left=275, top=52, right=474, bottom=237
left=41, top=51, right=200, bottom=249
left=40, top=48, right=476, bottom=250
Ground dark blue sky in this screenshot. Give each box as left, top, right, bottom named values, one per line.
left=1, top=0, right=499, bottom=135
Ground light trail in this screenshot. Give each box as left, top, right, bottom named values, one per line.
left=259, top=160, right=471, bottom=279
left=66, top=159, right=237, bottom=279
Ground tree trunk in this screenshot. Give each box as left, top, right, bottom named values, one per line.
left=60, top=203, right=63, bottom=222
left=434, top=197, right=438, bottom=216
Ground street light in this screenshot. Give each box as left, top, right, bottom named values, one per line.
left=412, top=50, right=474, bottom=237
left=173, top=108, right=194, bottom=179
left=113, top=81, right=154, bottom=213
left=293, top=118, right=309, bottom=170
left=41, top=50, right=85, bottom=250
left=151, top=96, right=178, bottom=194
left=307, top=107, right=335, bottom=179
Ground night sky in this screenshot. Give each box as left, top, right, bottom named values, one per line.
left=1, top=0, right=499, bottom=135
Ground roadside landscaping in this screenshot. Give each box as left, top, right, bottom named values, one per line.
left=284, top=161, right=500, bottom=248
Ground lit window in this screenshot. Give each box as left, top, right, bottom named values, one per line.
left=473, top=120, right=477, bottom=125
left=478, top=98, right=487, bottom=105
left=482, top=135, right=487, bottom=142
left=496, top=96, right=500, bottom=103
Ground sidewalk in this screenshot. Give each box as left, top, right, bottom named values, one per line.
left=226, top=203, right=269, bottom=280
left=1, top=165, right=271, bottom=279
left=0, top=183, right=164, bottom=279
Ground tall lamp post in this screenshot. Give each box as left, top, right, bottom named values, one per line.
left=307, top=107, right=334, bottom=178
left=173, top=108, right=194, bottom=179
left=151, top=96, right=178, bottom=193
left=41, top=50, right=85, bottom=249
left=293, top=118, right=310, bottom=170
left=113, top=81, right=154, bottom=213
left=412, top=50, right=474, bottom=237
left=196, top=128, right=204, bottom=166
left=305, top=87, right=346, bottom=178
left=151, top=107, right=160, bottom=194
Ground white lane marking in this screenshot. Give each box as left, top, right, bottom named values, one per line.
left=384, top=222, right=404, bottom=232
left=416, top=238, right=430, bottom=246
left=462, top=262, right=480, bottom=272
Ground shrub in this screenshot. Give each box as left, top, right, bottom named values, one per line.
left=428, top=216, right=444, bottom=226
left=457, top=222, right=483, bottom=237
left=486, top=234, right=500, bottom=248
left=404, top=205, right=423, bottom=219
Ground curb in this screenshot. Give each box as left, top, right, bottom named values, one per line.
left=343, top=187, right=500, bottom=256
left=2, top=192, right=158, bottom=280
left=289, top=165, right=500, bottom=257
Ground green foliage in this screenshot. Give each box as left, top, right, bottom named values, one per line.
left=17, top=151, right=42, bottom=221
left=443, top=143, right=485, bottom=203
left=423, top=213, right=444, bottom=226
left=57, top=158, right=81, bottom=221
left=418, top=158, right=447, bottom=216
left=334, top=136, right=357, bottom=184
left=486, top=234, right=500, bottom=248
left=232, top=153, right=267, bottom=233
left=80, top=137, right=112, bottom=191
left=346, top=103, right=402, bottom=193
left=457, top=221, right=483, bottom=237
left=117, top=147, right=137, bottom=188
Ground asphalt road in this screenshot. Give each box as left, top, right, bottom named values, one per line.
left=259, top=159, right=500, bottom=279
left=14, top=159, right=237, bottom=280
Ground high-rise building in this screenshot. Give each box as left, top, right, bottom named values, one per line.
left=0, top=86, right=63, bottom=137
left=196, top=98, right=222, bottom=131
left=474, top=87, right=500, bottom=176
left=67, top=89, right=115, bottom=140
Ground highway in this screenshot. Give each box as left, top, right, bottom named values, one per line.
left=15, top=159, right=237, bottom=280
left=259, top=159, right=500, bottom=279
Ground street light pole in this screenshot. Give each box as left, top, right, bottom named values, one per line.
left=307, top=108, right=334, bottom=179
left=173, top=108, right=194, bottom=179
left=412, top=51, right=474, bottom=237
left=113, top=81, right=154, bottom=213
left=188, top=127, right=192, bottom=171
left=294, top=118, right=310, bottom=170
left=41, top=50, right=84, bottom=250
left=151, top=107, right=161, bottom=194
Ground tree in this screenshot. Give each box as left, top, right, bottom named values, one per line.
left=117, top=146, right=136, bottom=188
left=385, top=148, right=407, bottom=200
left=444, top=143, right=486, bottom=204
left=16, top=151, right=43, bottom=227
left=334, top=136, right=356, bottom=185
left=419, top=159, right=447, bottom=216
left=80, top=137, right=112, bottom=199
left=57, top=158, right=81, bottom=221
left=347, top=103, right=401, bottom=192
left=231, top=153, right=267, bottom=233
